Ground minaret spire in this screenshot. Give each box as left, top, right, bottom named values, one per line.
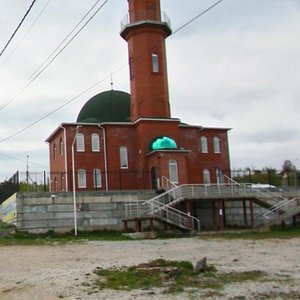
left=121, top=0, right=172, bottom=121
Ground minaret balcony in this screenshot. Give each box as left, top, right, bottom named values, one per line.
left=120, top=11, right=172, bottom=39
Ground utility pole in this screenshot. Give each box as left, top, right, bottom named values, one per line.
left=26, top=155, right=29, bottom=192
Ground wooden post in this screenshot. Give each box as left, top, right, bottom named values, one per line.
left=149, top=218, right=154, bottom=231
left=123, top=220, right=128, bottom=233
left=212, top=201, right=217, bottom=229
left=135, top=219, right=142, bottom=232
left=243, top=200, right=248, bottom=227
left=219, top=201, right=224, bottom=231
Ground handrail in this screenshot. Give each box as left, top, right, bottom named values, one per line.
left=124, top=176, right=296, bottom=232
left=121, top=11, right=171, bottom=31
left=263, top=197, right=298, bottom=219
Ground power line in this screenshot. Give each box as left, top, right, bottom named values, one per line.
left=0, top=62, right=128, bottom=144
left=0, top=0, right=223, bottom=145
left=0, top=0, right=38, bottom=58
left=0, top=0, right=53, bottom=70
left=0, top=152, right=48, bottom=169
left=0, top=0, right=110, bottom=112
left=172, top=0, right=224, bottom=35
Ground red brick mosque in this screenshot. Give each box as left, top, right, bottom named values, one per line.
left=46, top=0, right=231, bottom=192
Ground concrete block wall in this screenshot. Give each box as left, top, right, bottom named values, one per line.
left=225, top=201, right=266, bottom=227
left=16, top=190, right=156, bottom=233
left=196, top=200, right=266, bottom=229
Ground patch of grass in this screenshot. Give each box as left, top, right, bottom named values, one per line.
left=0, top=229, right=132, bottom=246
left=93, top=259, right=268, bottom=295
left=202, top=226, right=300, bottom=240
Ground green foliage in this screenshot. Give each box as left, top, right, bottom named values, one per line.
left=201, top=226, right=300, bottom=240
left=232, top=168, right=281, bottom=186
left=18, top=181, right=49, bottom=192
left=0, top=229, right=132, bottom=245
left=93, top=259, right=269, bottom=294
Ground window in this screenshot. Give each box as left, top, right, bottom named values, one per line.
left=53, top=143, right=57, bottom=161
left=76, top=133, right=85, bottom=152
left=152, top=53, right=159, bottom=73
left=120, top=146, right=128, bottom=169
left=200, top=136, right=208, bottom=153
left=61, top=173, right=65, bottom=191
left=60, top=137, right=64, bottom=156
left=91, top=133, right=100, bottom=152
left=216, top=168, right=223, bottom=184
left=93, top=169, right=102, bottom=188
left=169, top=159, right=179, bottom=183
left=54, top=176, right=58, bottom=191
left=213, top=137, right=221, bottom=153
left=78, top=169, right=86, bottom=188
left=203, top=169, right=211, bottom=184
left=129, top=54, right=134, bottom=79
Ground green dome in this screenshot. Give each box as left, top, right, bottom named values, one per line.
left=150, top=136, right=177, bottom=151
left=77, top=90, right=131, bottom=123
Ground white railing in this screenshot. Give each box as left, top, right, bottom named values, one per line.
left=124, top=176, right=294, bottom=232
left=124, top=198, right=200, bottom=232
left=121, top=11, right=171, bottom=31
left=263, top=197, right=299, bottom=220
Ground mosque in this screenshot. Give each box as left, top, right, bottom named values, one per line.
left=46, top=0, right=231, bottom=193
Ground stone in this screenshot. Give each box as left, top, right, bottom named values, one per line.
left=194, top=257, right=207, bottom=273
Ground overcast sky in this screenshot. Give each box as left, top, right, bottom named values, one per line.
left=0, top=0, right=299, bottom=181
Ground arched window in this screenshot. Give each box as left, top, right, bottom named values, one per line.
left=76, top=133, right=85, bottom=152
left=91, top=133, right=100, bottom=152
left=169, top=159, right=178, bottom=183
left=120, top=146, right=128, bottom=169
left=60, top=137, right=64, bottom=156
left=61, top=173, right=65, bottom=191
left=213, top=137, right=221, bottom=153
left=203, top=169, right=211, bottom=184
left=53, top=143, right=57, bottom=161
left=93, top=169, right=102, bottom=188
left=129, top=54, right=134, bottom=79
left=54, top=176, right=58, bottom=191
left=200, top=136, right=208, bottom=153
left=152, top=53, right=159, bottom=73
left=77, top=169, right=86, bottom=188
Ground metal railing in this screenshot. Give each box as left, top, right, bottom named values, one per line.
left=124, top=198, right=200, bottom=232
left=121, top=11, right=171, bottom=31
left=124, top=175, right=297, bottom=232
left=263, top=197, right=300, bottom=220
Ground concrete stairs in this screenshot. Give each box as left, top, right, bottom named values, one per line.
left=124, top=176, right=300, bottom=232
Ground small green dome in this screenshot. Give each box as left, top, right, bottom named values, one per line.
left=150, top=136, right=177, bottom=151
left=77, top=90, right=131, bottom=123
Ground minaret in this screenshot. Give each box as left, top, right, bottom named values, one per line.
left=120, top=0, right=172, bottom=121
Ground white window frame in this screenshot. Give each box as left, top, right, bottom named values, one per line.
left=91, top=133, right=100, bottom=152
left=93, top=169, right=102, bottom=188
left=213, top=136, right=221, bottom=153
left=200, top=136, right=208, bottom=153
left=76, top=133, right=85, bottom=152
left=60, top=137, right=64, bottom=156
left=53, top=143, right=57, bottom=161
left=203, top=169, right=211, bottom=184
left=152, top=53, right=159, bottom=73
left=77, top=169, right=86, bottom=188
left=120, top=146, right=128, bottom=169
left=169, top=159, right=179, bottom=183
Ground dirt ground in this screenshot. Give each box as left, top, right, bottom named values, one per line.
left=0, top=237, right=300, bottom=300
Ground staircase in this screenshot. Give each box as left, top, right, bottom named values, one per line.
left=262, top=197, right=300, bottom=226
left=125, top=182, right=201, bottom=232
left=124, top=176, right=300, bottom=232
